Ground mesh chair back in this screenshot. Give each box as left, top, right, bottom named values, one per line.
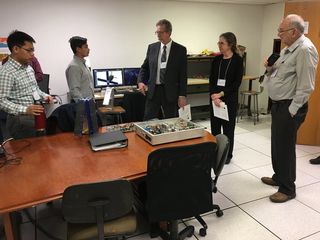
left=146, top=142, right=216, bottom=221
left=213, top=134, right=230, bottom=176
left=62, top=179, right=133, bottom=224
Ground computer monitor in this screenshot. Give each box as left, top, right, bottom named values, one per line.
left=93, top=69, right=109, bottom=89
left=123, top=68, right=140, bottom=86
left=107, top=68, right=123, bottom=86
left=93, top=68, right=123, bottom=89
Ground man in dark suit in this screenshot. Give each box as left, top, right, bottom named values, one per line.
left=138, top=19, right=187, bottom=120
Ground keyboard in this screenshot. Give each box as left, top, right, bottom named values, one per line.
left=114, top=86, right=138, bottom=94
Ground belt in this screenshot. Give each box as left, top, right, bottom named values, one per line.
left=271, top=99, right=292, bottom=104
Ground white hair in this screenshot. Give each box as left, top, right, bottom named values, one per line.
left=286, top=14, right=305, bottom=33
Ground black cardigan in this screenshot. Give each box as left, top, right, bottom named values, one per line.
left=209, top=53, right=243, bottom=103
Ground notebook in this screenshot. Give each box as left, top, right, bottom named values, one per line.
left=89, top=130, right=128, bottom=151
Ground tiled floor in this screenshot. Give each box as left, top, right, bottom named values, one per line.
left=1, top=115, right=320, bottom=240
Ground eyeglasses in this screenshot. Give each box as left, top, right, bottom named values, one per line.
left=277, top=28, right=295, bottom=34
left=217, top=42, right=226, bottom=45
left=155, top=31, right=166, bottom=35
left=20, top=47, right=35, bottom=53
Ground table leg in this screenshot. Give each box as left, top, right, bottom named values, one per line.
left=3, top=213, right=15, bottom=240
left=247, top=80, right=253, bottom=116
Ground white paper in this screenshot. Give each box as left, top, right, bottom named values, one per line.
left=44, top=103, right=61, bottom=118
left=178, top=104, right=191, bottom=121
left=103, top=87, right=113, bottom=106
left=212, top=101, right=229, bottom=121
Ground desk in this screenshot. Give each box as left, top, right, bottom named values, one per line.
left=242, top=76, right=259, bottom=115
left=0, top=130, right=215, bottom=240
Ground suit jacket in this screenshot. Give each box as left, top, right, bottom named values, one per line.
left=138, top=41, right=187, bottom=102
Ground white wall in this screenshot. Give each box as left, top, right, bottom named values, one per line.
left=1, top=0, right=266, bottom=102
left=258, top=2, right=284, bottom=111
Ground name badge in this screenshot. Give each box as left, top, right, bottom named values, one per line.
left=160, top=62, right=167, bottom=69
left=217, top=79, right=226, bottom=87
left=33, top=91, right=41, bottom=101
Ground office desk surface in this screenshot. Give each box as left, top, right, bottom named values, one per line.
left=0, top=130, right=215, bottom=214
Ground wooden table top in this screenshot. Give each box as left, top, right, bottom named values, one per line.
left=0, top=130, right=215, bottom=213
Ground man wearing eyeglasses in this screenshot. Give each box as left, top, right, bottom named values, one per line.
left=138, top=19, right=187, bottom=120
left=0, top=30, right=53, bottom=139
left=261, top=14, right=318, bottom=203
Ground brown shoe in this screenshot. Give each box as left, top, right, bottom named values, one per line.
left=261, top=177, right=278, bottom=186
left=269, top=192, right=296, bottom=203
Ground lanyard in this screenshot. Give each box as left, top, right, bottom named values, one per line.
left=218, top=58, right=232, bottom=80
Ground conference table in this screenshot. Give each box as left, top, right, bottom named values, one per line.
left=0, top=129, right=215, bottom=240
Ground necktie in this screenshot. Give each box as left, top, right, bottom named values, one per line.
left=160, top=45, right=167, bottom=84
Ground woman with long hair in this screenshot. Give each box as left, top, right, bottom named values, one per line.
left=209, top=32, right=243, bottom=164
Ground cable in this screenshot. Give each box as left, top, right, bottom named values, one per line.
left=0, top=138, right=31, bottom=169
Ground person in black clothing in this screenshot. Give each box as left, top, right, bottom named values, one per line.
left=209, top=32, right=243, bottom=164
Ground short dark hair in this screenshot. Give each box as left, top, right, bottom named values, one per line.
left=7, top=30, right=35, bottom=52
left=156, top=19, right=172, bottom=33
left=69, top=36, right=87, bottom=54
left=220, top=32, right=238, bottom=54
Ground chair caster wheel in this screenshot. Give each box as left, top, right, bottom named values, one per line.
left=216, top=210, right=223, bottom=217
left=199, top=228, right=207, bottom=236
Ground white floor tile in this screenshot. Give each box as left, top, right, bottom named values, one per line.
left=219, top=163, right=242, bottom=175
left=235, top=132, right=271, bottom=150
left=185, top=207, right=278, bottom=240
left=233, top=140, right=247, bottom=151
left=297, top=155, right=320, bottom=179
left=302, top=232, right=320, bottom=240
left=128, top=222, right=198, bottom=240
left=232, top=148, right=271, bottom=170
left=241, top=198, right=320, bottom=240
left=213, top=191, right=236, bottom=210
left=234, top=126, right=250, bottom=135
left=254, top=128, right=271, bottom=138
left=296, top=145, right=320, bottom=155
left=296, top=182, right=320, bottom=213
left=247, top=164, right=320, bottom=188
left=218, top=171, right=276, bottom=205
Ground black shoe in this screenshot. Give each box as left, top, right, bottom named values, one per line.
left=309, top=156, right=320, bottom=165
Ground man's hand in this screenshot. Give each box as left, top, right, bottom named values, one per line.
left=264, top=59, right=273, bottom=73
left=138, top=82, right=147, bottom=96
left=211, top=93, right=222, bottom=101
left=213, top=98, right=222, bottom=107
left=44, top=95, right=54, bottom=104
left=26, top=104, right=44, bottom=116
left=178, top=96, right=187, bottom=108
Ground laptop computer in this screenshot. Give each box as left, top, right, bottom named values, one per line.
left=89, top=130, right=128, bottom=151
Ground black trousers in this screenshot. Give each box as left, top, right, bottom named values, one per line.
left=271, top=100, right=308, bottom=195
left=210, top=101, right=237, bottom=160
left=143, top=85, right=178, bottom=121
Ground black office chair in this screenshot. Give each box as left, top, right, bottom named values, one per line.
left=211, top=134, right=230, bottom=216
left=146, top=142, right=217, bottom=240
left=62, top=179, right=137, bottom=240
left=37, top=73, right=50, bottom=94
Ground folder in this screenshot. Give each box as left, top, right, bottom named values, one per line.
left=89, top=130, right=128, bottom=151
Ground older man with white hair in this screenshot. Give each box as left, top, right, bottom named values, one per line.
left=261, top=14, right=318, bottom=203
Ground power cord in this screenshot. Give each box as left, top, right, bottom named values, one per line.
left=0, top=138, right=31, bottom=169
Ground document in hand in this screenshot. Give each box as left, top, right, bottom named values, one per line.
left=212, top=101, right=229, bottom=121
left=89, top=130, right=128, bottom=151
left=178, top=104, right=192, bottom=121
